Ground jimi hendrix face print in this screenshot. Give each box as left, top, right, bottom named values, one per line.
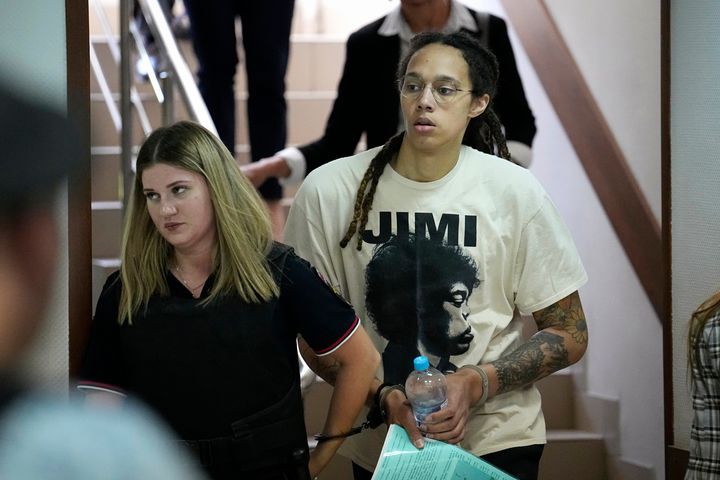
left=365, top=233, right=481, bottom=384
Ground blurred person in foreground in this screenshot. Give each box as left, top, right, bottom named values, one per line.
left=78, top=121, right=380, bottom=479
left=686, top=289, right=720, bottom=479
left=0, top=85, right=205, bottom=479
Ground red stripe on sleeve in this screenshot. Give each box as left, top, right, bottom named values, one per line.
left=314, top=316, right=360, bottom=355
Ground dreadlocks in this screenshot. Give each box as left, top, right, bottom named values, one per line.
left=340, top=31, right=511, bottom=250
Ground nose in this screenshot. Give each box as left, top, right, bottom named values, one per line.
left=416, top=84, right=436, bottom=110
left=161, top=199, right=177, bottom=216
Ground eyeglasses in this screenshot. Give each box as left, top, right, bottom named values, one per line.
left=399, top=76, right=473, bottom=105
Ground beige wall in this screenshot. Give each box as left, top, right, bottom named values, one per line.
left=485, top=0, right=662, bottom=473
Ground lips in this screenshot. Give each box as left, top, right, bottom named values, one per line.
left=164, top=222, right=183, bottom=230
left=414, top=117, right=435, bottom=126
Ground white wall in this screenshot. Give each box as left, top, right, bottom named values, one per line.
left=0, top=0, right=70, bottom=392
left=466, top=0, right=664, bottom=474
left=527, top=0, right=663, bottom=474
left=300, top=0, right=663, bottom=475
left=541, top=0, right=661, bottom=223
left=671, top=1, right=720, bottom=451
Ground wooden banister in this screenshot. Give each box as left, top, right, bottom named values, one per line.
left=500, top=0, right=662, bottom=319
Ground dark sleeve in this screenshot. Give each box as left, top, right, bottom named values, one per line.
left=77, top=272, right=127, bottom=394
left=487, top=15, right=537, bottom=147
left=279, top=252, right=360, bottom=356
left=297, top=25, right=377, bottom=175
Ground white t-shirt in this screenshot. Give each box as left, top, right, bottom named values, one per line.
left=284, top=145, right=587, bottom=470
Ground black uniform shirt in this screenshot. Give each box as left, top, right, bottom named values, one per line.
left=78, top=250, right=359, bottom=439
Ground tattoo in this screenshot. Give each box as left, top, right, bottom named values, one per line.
left=491, top=292, right=586, bottom=395
left=298, top=338, right=340, bottom=385
left=493, top=331, right=569, bottom=394
left=533, top=291, right=588, bottom=345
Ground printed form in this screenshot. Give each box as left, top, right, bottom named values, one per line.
left=372, top=425, right=518, bottom=480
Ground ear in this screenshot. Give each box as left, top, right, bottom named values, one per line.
left=468, top=94, right=490, bottom=119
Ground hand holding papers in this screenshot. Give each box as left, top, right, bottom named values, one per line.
left=371, top=425, right=518, bottom=480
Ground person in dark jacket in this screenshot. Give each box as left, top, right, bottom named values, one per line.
left=242, top=0, right=536, bottom=189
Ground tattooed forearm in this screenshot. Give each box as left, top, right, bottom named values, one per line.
left=532, top=291, right=588, bottom=345
left=298, top=338, right=340, bottom=385
left=490, top=292, right=586, bottom=396
left=492, top=331, right=569, bottom=395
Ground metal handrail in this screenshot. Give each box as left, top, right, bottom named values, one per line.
left=113, top=0, right=217, bottom=204
left=89, top=46, right=122, bottom=132
left=134, top=0, right=216, bottom=132
left=129, top=19, right=165, bottom=104
left=90, top=0, right=152, bottom=135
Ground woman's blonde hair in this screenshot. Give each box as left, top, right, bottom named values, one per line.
left=118, top=121, right=278, bottom=324
left=687, top=289, right=720, bottom=382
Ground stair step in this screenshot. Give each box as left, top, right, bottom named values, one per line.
left=91, top=152, right=122, bottom=202
left=90, top=38, right=199, bottom=97
left=90, top=35, right=345, bottom=95
left=90, top=93, right=334, bottom=151
left=92, top=204, right=123, bottom=259
left=90, top=33, right=340, bottom=151
left=536, top=371, right=575, bottom=430
left=288, top=37, right=346, bottom=92
left=540, top=430, right=606, bottom=480
left=546, top=429, right=603, bottom=441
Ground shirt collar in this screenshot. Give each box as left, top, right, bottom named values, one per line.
left=378, top=0, right=478, bottom=43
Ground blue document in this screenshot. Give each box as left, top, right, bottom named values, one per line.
left=371, top=425, right=518, bottom=480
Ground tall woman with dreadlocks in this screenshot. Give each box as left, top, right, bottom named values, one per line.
left=285, top=31, right=588, bottom=480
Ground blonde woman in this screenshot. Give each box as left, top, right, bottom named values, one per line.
left=79, top=121, right=379, bottom=480
left=686, top=290, right=720, bottom=479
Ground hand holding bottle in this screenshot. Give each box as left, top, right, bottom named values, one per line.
left=405, top=356, right=448, bottom=425
left=419, top=366, right=486, bottom=445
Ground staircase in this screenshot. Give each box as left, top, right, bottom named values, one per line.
left=88, top=6, right=608, bottom=480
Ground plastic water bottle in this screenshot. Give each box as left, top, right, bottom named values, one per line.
left=405, top=355, right=448, bottom=424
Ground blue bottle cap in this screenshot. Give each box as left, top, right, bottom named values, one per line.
left=413, top=356, right=429, bottom=371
